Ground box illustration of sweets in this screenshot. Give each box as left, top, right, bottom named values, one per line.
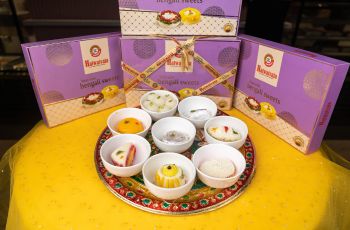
left=234, top=34, right=349, bottom=154
left=22, top=33, right=125, bottom=127
left=121, top=36, right=240, bottom=110
left=118, top=0, right=242, bottom=36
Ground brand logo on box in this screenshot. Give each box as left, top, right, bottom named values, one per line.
left=264, top=54, right=274, bottom=67
left=89, top=45, right=101, bottom=57
left=165, top=40, right=194, bottom=73
left=255, top=45, right=284, bottom=87
left=80, top=38, right=111, bottom=74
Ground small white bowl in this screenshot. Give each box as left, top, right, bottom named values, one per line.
left=178, top=96, right=217, bottom=129
left=151, top=117, right=196, bottom=153
left=142, top=152, right=196, bottom=200
left=107, top=108, right=152, bottom=137
left=204, top=116, right=248, bottom=149
left=192, top=144, right=246, bottom=188
left=140, top=90, right=179, bottom=121
left=100, top=134, right=151, bottom=177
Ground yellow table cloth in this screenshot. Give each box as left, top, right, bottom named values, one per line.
left=4, top=105, right=350, bottom=230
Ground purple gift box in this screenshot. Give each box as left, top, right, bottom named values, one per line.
left=235, top=34, right=349, bottom=154
left=22, top=33, right=125, bottom=127
left=121, top=36, right=241, bottom=109
left=118, top=0, right=242, bottom=36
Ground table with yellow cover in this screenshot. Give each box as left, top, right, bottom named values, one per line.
left=3, top=105, right=350, bottom=229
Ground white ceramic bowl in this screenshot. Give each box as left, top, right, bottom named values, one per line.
left=140, top=90, right=179, bottom=121
left=142, top=152, right=196, bottom=200
left=107, top=108, right=152, bottom=137
left=192, top=144, right=246, bottom=188
left=100, top=134, right=151, bottom=177
left=151, top=117, right=196, bottom=153
left=204, top=116, right=248, bottom=149
left=178, top=96, right=217, bottom=129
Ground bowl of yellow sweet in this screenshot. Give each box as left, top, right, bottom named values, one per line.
left=142, top=152, right=196, bottom=200
left=107, top=108, right=152, bottom=137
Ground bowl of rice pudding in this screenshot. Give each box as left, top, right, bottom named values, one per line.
left=140, top=90, right=179, bottom=121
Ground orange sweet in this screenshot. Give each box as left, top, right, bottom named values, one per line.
left=116, top=118, right=144, bottom=134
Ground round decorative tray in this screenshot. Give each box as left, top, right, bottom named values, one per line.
left=94, top=111, right=256, bottom=215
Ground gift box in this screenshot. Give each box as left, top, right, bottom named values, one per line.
left=234, top=34, right=349, bottom=154
left=121, top=36, right=241, bottom=110
left=22, top=33, right=125, bottom=127
left=118, top=0, right=242, bottom=36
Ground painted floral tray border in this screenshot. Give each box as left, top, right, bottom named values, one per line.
left=94, top=113, right=256, bottom=215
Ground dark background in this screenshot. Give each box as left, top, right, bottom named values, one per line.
left=0, top=0, right=349, bottom=147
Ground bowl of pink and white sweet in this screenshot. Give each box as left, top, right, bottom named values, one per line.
left=204, top=116, right=248, bottom=149
left=100, top=134, right=151, bottom=177
left=192, top=144, right=246, bottom=188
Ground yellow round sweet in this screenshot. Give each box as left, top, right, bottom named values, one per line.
left=155, top=164, right=185, bottom=188
left=179, top=8, right=201, bottom=25
left=116, top=118, right=144, bottom=134
left=101, top=85, right=119, bottom=99
left=178, top=88, right=195, bottom=100
left=260, top=102, right=276, bottom=120
left=162, top=164, right=178, bottom=177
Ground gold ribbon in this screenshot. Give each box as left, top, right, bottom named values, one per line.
left=122, top=35, right=236, bottom=95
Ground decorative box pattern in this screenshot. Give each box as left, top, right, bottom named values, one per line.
left=22, top=33, right=125, bottom=127
left=234, top=34, right=349, bottom=154
left=121, top=36, right=241, bottom=110
left=118, top=0, right=242, bottom=36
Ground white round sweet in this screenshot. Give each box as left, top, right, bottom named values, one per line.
left=199, top=159, right=235, bottom=178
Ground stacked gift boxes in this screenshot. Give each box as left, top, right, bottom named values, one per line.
left=118, top=0, right=243, bottom=110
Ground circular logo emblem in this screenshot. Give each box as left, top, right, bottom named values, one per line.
left=175, top=47, right=183, bottom=58
left=264, top=54, right=274, bottom=67
left=90, top=45, right=101, bottom=57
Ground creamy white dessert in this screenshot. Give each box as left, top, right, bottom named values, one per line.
left=207, top=125, right=241, bottom=142
left=186, top=109, right=212, bottom=120
left=199, top=159, right=235, bottom=178
left=142, top=92, right=177, bottom=113
left=161, top=130, right=190, bottom=144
